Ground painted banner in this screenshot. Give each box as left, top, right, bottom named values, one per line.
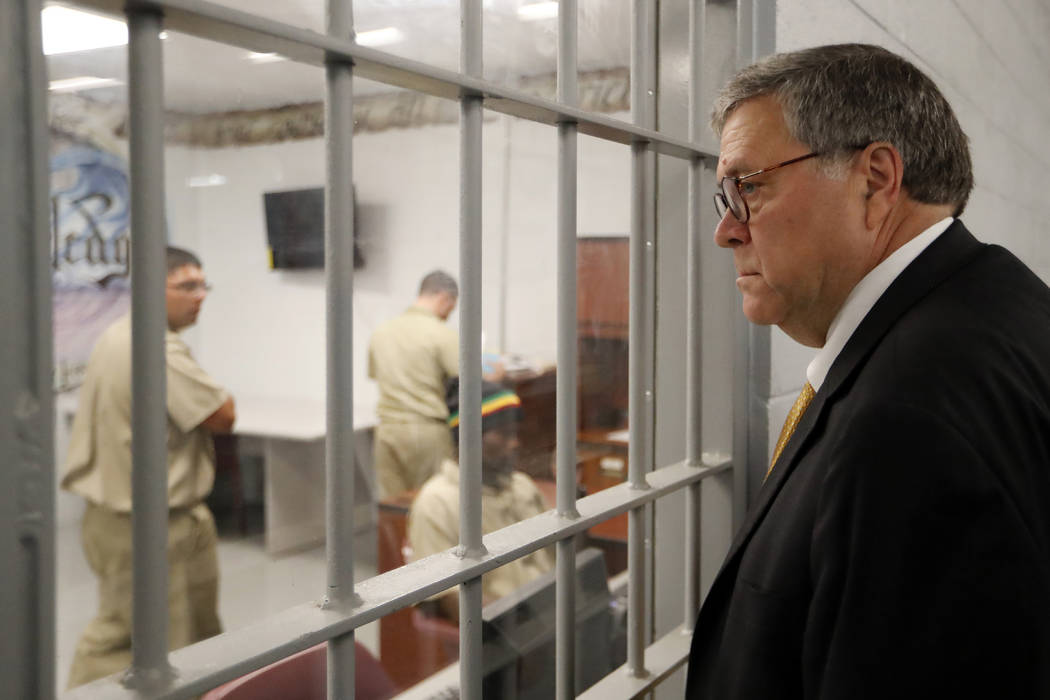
left=51, top=134, right=131, bottom=392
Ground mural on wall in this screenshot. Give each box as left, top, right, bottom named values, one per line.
left=51, top=133, right=131, bottom=392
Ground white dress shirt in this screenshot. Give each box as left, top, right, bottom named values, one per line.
left=806, top=217, right=955, bottom=391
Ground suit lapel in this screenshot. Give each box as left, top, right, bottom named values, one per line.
left=714, top=220, right=985, bottom=572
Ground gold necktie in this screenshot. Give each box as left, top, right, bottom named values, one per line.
left=768, top=381, right=815, bottom=477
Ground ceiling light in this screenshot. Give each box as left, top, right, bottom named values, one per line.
left=42, top=6, right=128, bottom=55
left=186, top=174, right=228, bottom=188
left=48, top=76, right=123, bottom=93
left=247, top=51, right=287, bottom=64
left=518, top=1, right=559, bottom=20
left=355, top=27, right=404, bottom=47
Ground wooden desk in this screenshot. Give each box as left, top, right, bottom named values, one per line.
left=235, top=397, right=376, bottom=555
left=576, top=428, right=629, bottom=573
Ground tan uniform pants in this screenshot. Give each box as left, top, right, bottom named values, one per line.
left=66, top=502, right=222, bottom=689
left=373, top=420, right=452, bottom=498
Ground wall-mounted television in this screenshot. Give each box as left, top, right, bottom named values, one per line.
left=263, top=186, right=364, bottom=270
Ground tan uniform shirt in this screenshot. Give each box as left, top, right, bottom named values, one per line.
left=408, top=459, right=554, bottom=602
left=368, top=306, right=458, bottom=423
left=62, top=315, right=229, bottom=512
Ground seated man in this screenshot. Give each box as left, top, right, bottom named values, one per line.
left=407, top=379, right=553, bottom=621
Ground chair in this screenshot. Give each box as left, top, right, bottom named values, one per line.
left=200, top=641, right=395, bottom=700
left=376, top=495, right=460, bottom=691
left=210, top=433, right=247, bottom=535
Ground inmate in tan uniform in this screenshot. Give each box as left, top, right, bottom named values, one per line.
left=62, top=315, right=229, bottom=688
left=368, top=306, right=459, bottom=498
left=407, top=459, right=554, bottom=602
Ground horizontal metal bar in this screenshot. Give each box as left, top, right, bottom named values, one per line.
left=63, top=458, right=730, bottom=700
left=68, top=0, right=716, bottom=162
left=577, top=624, right=694, bottom=700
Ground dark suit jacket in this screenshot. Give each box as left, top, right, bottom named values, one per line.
left=685, top=221, right=1050, bottom=699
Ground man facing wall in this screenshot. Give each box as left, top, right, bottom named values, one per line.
left=368, top=270, right=460, bottom=499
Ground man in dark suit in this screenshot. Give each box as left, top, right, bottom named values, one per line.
left=686, top=44, right=1050, bottom=698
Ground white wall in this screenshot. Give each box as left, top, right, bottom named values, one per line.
left=760, top=0, right=1050, bottom=463
left=166, top=113, right=631, bottom=408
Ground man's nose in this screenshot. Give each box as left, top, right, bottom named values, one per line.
left=714, top=211, right=750, bottom=248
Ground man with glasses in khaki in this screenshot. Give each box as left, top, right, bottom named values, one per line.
left=63, top=246, right=235, bottom=688
left=686, top=44, right=1050, bottom=698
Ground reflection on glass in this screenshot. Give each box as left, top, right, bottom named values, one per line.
left=49, top=1, right=634, bottom=692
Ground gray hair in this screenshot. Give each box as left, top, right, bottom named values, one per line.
left=712, top=43, right=974, bottom=215
left=166, top=246, right=202, bottom=274
left=419, top=269, right=458, bottom=298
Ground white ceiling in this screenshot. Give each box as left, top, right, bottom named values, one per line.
left=45, top=0, right=631, bottom=113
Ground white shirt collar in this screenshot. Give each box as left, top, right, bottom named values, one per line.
left=806, top=217, right=955, bottom=391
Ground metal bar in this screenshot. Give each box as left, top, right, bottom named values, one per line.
left=684, top=480, right=702, bottom=631
left=736, top=0, right=755, bottom=67
left=639, top=0, right=658, bottom=655
left=683, top=0, right=707, bottom=632
left=65, top=458, right=729, bottom=700
left=577, top=624, right=694, bottom=700
left=0, top=1, right=54, bottom=697
left=685, top=0, right=706, bottom=469
left=324, top=0, right=359, bottom=697
left=457, top=0, right=484, bottom=560
left=458, top=2, right=484, bottom=699
left=555, top=0, right=579, bottom=523
left=125, top=8, right=176, bottom=691
left=555, top=2, right=580, bottom=696
left=626, top=0, right=653, bottom=681
left=555, top=537, right=576, bottom=699
left=70, top=0, right=715, bottom=162
left=627, top=506, right=648, bottom=678
left=627, top=0, right=652, bottom=494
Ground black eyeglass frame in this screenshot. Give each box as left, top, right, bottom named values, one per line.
left=713, top=151, right=821, bottom=223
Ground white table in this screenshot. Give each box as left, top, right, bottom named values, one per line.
left=234, top=397, right=377, bottom=555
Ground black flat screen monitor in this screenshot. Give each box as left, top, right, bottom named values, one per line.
left=263, top=186, right=363, bottom=270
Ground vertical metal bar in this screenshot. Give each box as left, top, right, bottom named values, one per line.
left=686, top=1, right=706, bottom=468
left=641, top=0, right=659, bottom=654
left=0, top=2, right=54, bottom=697
left=732, top=0, right=754, bottom=532
left=325, top=0, right=359, bottom=696
left=555, top=1, right=579, bottom=698
left=555, top=0, right=579, bottom=519
left=459, top=1, right=485, bottom=699
left=736, top=0, right=755, bottom=67
left=684, top=0, right=707, bottom=630
left=125, top=7, right=176, bottom=690
left=627, top=0, right=652, bottom=491
left=627, top=0, right=652, bottom=680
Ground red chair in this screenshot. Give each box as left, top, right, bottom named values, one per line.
left=377, top=496, right=460, bottom=691
left=200, top=641, right=395, bottom=700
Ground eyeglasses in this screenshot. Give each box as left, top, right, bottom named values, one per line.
left=714, top=152, right=821, bottom=224
left=167, top=281, right=212, bottom=294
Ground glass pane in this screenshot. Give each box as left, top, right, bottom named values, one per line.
left=51, top=1, right=636, bottom=694
left=48, top=5, right=132, bottom=690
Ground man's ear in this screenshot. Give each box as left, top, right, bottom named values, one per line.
left=860, top=142, right=903, bottom=230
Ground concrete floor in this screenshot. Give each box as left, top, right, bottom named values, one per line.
left=55, top=513, right=379, bottom=692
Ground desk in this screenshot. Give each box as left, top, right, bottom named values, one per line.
left=576, top=428, right=629, bottom=573
left=235, top=397, right=377, bottom=555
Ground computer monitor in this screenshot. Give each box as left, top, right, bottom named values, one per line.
left=262, top=186, right=364, bottom=270
left=479, top=546, right=624, bottom=698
